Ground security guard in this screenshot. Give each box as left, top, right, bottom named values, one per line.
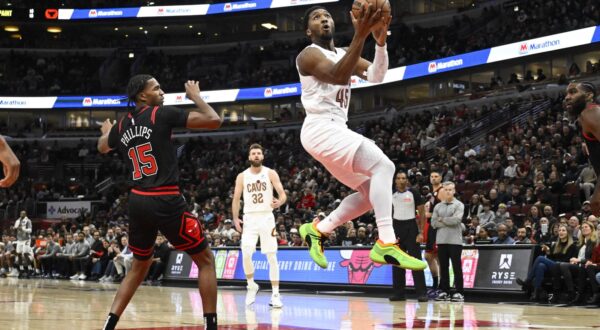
left=390, top=171, right=427, bottom=302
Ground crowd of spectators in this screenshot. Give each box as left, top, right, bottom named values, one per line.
left=2, top=0, right=600, bottom=95
left=1, top=221, right=170, bottom=285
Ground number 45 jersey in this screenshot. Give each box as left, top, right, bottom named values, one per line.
left=107, top=105, right=188, bottom=189
left=242, top=166, right=273, bottom=214
left=296, top=44, right=350, bottom=123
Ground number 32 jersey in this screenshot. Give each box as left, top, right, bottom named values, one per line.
left=107, top=105, right=188, bottom=189
left=297, top=44, right=350, bottom=123
left=242, top=166, right=273, bottom=214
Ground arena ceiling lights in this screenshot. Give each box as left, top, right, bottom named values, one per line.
left=53, top=0, right=339, bottom=21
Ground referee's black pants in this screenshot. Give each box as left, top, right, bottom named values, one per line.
left=392, top=219, right=426, bottom=297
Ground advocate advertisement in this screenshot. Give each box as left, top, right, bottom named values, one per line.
left=46, top=201, right=91, bottom=219
left=165, top=246, right=529, bottom=290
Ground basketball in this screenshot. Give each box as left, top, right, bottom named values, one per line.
left=351, top=0, right=391, bottom=20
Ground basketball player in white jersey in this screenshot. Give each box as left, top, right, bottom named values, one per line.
left=296, top=5, right=426, bottom=271
left=232, top=143, right=287, bottom=308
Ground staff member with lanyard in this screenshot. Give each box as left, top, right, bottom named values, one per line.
left=389, top=172, right=428, bottom=302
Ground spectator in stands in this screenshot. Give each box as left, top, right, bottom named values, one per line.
left=478, top=201, right=495, bottom=228
left=517, top=224, right=576, bottom=303
left=505, top=218, right=517, bottom=238
left=582, top=201, right=593, bottom=220
left=569, top=216, right=581, bottom=241
left=579, top=229, right=600, bottom=305
left=536, top=69, right=547, bottom=82
left=464, top=194, right=483, bottom=221
left=528, top=205, right=541, bottom=225
left=534, top=217, right=553, bottom=245
left=558, top=221, right=596, bottom=305
left=38, top=234, right=61, bottom=278
left=288, top=229, right=303, bottom=247
left=578, top=163, right=596, bottom=201
left=69, top=232, right=91, bottom=280
left=90, top=239, right=110, bottom=281
left=504, top=156, right=518, bottom=178
left=219, top=219, right=237, bottom=241
left=494, top=203, right=511, bottom=225
left=493, top=224, right=515, bottom=245
left=112, top=235, right=133, bottom=282
left=515, top=227, right=532, bottom=244
left=475, top=227, right=491, bottom=243
left=55, top=234, right=75, bottom=278
left=487, top=189, right=500, bottom=211
left=105, top=228, right=116, bottom=243
left=146, top=234, right=171, bottom=285
left=543, top=205, right=557, bottom=224
left=227, top=232, right=241, bottom=247
left=99, top=240, right=121, bottom=282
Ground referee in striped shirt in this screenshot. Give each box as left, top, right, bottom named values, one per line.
left=389, top=171, right=427, bottom=302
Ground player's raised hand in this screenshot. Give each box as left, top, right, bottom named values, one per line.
left=185, top=80, right=201, bottom=100
left=100, top=118, right=113, bottom=135
left=372, top=15, right=392, bottom=47
left=0, top=136, right=20, bottom=188
left=233, top=217, right=243, bottom=233
left=350, top=3, right=381, bottom=39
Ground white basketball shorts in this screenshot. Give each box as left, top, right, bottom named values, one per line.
left=242, top=212, right=277, bottom=254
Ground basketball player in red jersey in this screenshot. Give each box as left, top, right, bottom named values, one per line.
left=98, top=75, right=221, bottom=330
left=565, top=81, right=600, bottom=215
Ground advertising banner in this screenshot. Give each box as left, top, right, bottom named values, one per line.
left=165, top=246, right=529, bottom=290
left=46, top=201, right=91, bottom=219
left=5, top=26, right=599, bottom=108
left=473, top=248, right=532, bottom=290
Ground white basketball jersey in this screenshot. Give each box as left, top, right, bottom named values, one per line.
left=242, top=166, right=273, bottom=213
left=296, top=44, right=351, bottom=122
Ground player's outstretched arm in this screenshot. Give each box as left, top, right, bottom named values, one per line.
left=0, top=135, right=20, bottom=188
left=97, top=119, right=114, bottom=154
left=297, top=6, right=382, bottom=86
left=354, top=15, right=392, bottom=83
left=269, top=169, right=287, bottom=209
left=184, top=80, right=222, bottom=130
left=232, top=173, right=244, bottom=233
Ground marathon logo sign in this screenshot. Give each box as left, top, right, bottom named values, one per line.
left=88, top=9, right=124, bottom=18
left=0, top=98, right=26, bottom=107
left=223, top=2, right=257, bottom=12
left=46, top=201, right=91, bottom=219
left=427, top=59, right=464, bottom=73
left=263, top=86, right=298, bottom=98
left=82, top=97, right=123, bottom=106
left=518, top=39, right=560, bottom=54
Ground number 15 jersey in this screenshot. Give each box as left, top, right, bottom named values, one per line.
left=107, top=105, right=188, bottom=189
left=242, top=166, right=273, bottom=214
left=297, top=44, right=350, bottom=123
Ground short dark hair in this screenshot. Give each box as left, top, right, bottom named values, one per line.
left=126, top=74, right=154, bottom=106
left=303, top=5, right=327, bottom=30
left=249, top=143, right=264, bottom=153
left=579, top=81, right=597, bottom=99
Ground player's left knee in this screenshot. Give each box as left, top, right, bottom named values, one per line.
left=377, top=157, right=395, bottom=175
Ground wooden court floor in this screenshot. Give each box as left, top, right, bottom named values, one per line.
left=1, top=278, right=598, bottom=329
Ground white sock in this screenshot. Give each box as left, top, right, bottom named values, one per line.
left=272, top=286, right=279, bottom=295
left=376, top=217, right=396, bottom=243
left=316, top=191, right=371, bottom=234
left=247, top=277, right=256, bottom=287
